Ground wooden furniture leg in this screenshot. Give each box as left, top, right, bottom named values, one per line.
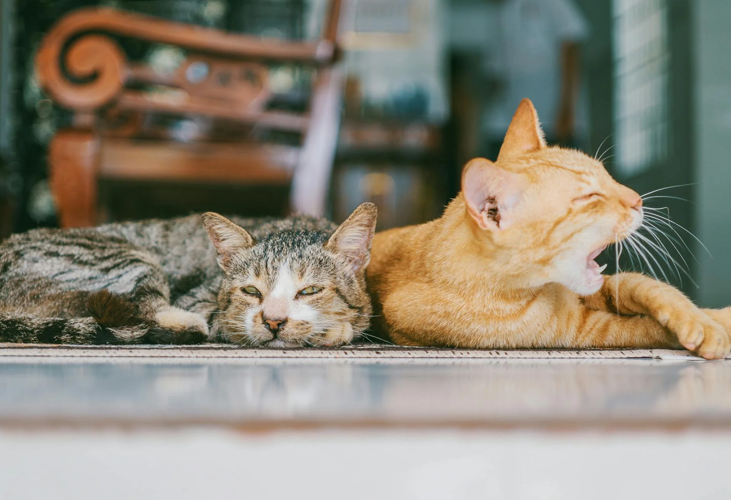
left=48, top=129, right=100, bottom=227
left=291, top=68, right=342, bottom=217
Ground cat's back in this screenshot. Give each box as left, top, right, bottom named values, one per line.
left=369, top=222, right=436, bottom=290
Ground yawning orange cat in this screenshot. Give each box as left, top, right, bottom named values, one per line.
left=368, top=99, right=731, bottom=359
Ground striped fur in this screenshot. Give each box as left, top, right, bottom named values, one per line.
left=368, top=99, right=731, bottom=360
left=0, top=204, right=376, bottom=346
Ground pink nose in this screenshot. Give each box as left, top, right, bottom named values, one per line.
left=622, top=189, right=642, bottom=210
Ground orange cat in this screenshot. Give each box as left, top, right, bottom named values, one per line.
left=367, top=99, right=731, bottom=359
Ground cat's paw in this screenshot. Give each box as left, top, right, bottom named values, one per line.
left=313, top=322, right=354, bottom=347
left=655, top=305, right=730, bottom=360
left=153, top=307, right=209, bottom=344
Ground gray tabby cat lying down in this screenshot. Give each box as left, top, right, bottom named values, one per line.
left=0, top=203, right=377, bottom=347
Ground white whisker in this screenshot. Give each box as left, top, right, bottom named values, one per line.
left=641, top=183, right=696, bottom=199
left=643, top=210, right=712, bottom=257
left=643, top=195, right=692, bottom=204
left=594, top=134, right=613, bottom=160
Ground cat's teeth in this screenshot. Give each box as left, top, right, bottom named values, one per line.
left=597, top=264, right=608, bottom=273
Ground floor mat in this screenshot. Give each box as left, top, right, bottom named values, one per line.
left=0, top=344, right=712, bottom=361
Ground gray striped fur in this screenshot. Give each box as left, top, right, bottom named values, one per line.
left=0, top=203, right=377, bottom=346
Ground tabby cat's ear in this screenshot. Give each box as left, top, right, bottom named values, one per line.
left=326, top=202, right=378, bottom=274
left=497, top=98, right=547, bottom=161
left=202, top=212, right=254, bottom=271
left=462, top=158, right=526, bottom=232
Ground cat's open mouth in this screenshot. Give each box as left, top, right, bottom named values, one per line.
left=586, top=245, right=608, bottom=286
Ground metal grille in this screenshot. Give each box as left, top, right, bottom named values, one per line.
left=613, top=0, right=669, bottom=176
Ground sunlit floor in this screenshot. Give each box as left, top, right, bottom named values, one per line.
left=2, top=345, right=731, bottom=499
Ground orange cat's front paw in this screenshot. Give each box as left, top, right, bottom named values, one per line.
left=655, top=305, right=730, bottom=360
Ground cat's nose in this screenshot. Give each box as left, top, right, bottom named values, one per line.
left=621, top=188, right=643, bottom=210
left=264, top=317, right=287, bottom=335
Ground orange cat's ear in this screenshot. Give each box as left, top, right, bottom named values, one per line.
left=497, top=98, right=546, bottom=161
left=462, top=158, right=525, bottom=231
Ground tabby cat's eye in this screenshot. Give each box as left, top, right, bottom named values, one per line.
left=242, top=286, right=262, bottom=297
left=297, top=286, right=322, bottom=296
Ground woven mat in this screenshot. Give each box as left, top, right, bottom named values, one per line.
left=0, top=344, right=715, bottom=361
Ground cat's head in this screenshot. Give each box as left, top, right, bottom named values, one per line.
left=461, top=99, right=643, bottom=295
left=202, top=203, right=377, bottom=347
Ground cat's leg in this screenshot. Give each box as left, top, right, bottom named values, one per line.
left=126, top=283, right=209, bottom=344
left=86, top=252, right=208, bottom=343
left=380, top=281, right=726, bottom=359
left=170, top=284, right=220, bottom=341
left=582, top=272, right=729, bottom=357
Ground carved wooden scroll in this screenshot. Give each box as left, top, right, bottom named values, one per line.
left=35, top=6, right=339, bottom=124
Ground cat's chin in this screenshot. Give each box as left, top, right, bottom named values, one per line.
left=261, top=339, right=298, bottom=348
left=557, top=245, right=608, bottom=296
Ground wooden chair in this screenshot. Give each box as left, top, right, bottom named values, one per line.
left=35, top=0, right=344, bottom=227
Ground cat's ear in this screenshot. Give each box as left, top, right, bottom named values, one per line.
left=462, top=158, right=526, bottom=231
left=326, top=202, right=378, bottom=274
left=202, top=212, right=254, bottom=270
left=497, top=98, right=547, bottom=161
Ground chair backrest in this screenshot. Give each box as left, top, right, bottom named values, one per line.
left=36, top=0, right=345, bottom=219
left=35, top=0, right=343, bottom=139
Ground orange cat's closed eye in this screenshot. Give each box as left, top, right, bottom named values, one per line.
left=572, top=193, right=604, bottom=203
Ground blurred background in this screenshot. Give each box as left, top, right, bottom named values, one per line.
left=0, top=0, right=728, bottom=306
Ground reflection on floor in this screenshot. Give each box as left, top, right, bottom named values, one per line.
left=0, top=346, right=730, bottom=427
left=3, top=346, right=730, bottom=499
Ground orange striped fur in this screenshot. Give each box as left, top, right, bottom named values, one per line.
left=367, top=99, right=731, bottom=359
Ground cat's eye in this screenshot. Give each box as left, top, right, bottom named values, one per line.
left=297, top=286, right=323, bottom=297
left=573, top=193, right=603, bottom=203
left=241, top=286, right=262, bottom=297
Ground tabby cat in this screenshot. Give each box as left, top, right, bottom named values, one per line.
left=0, top=203, right=377, bottom=346
left=368, top=99, right=731, bottom=359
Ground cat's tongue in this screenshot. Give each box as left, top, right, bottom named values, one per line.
left=586, top=245, right=608, bottom=285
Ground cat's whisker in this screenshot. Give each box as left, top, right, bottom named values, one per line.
left=638, top=220, right=687, bottom=270
left=633, top=231, right=685, bottom=285
left=358, top=330, right=393, bottom=345
left=640, top=182, right=697, bottom=199
left=642, top=218, right=696, bottom=269
left=643, top=214, right=697, bottom=258
left=620, top=234, right=639, bottom=272
left=598, top=152, right=616, bottom=164
left=642, top=219, right=698, bottom=268
left=614, top=235, right=621, bottom=313
left=629, top=234, right=671, bottom=284
left=597, top=143, right=616, bottom=163
left=627, top=237, right=659, bottom=281
left=642, top=210, right=700, bottom=265
left=632, top=231, right=675, bottom=276
left=643, top=210, right=712, bottom=257
left=624, top=234, right=660, bottom=282
left=642, top=195, right=692, bottom=204
left=594, top=134, right=613, bottom=160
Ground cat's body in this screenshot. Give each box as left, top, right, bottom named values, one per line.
left=0, top=204, right=377, bottom=346
left=368, top=99, right=731, bottom=359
